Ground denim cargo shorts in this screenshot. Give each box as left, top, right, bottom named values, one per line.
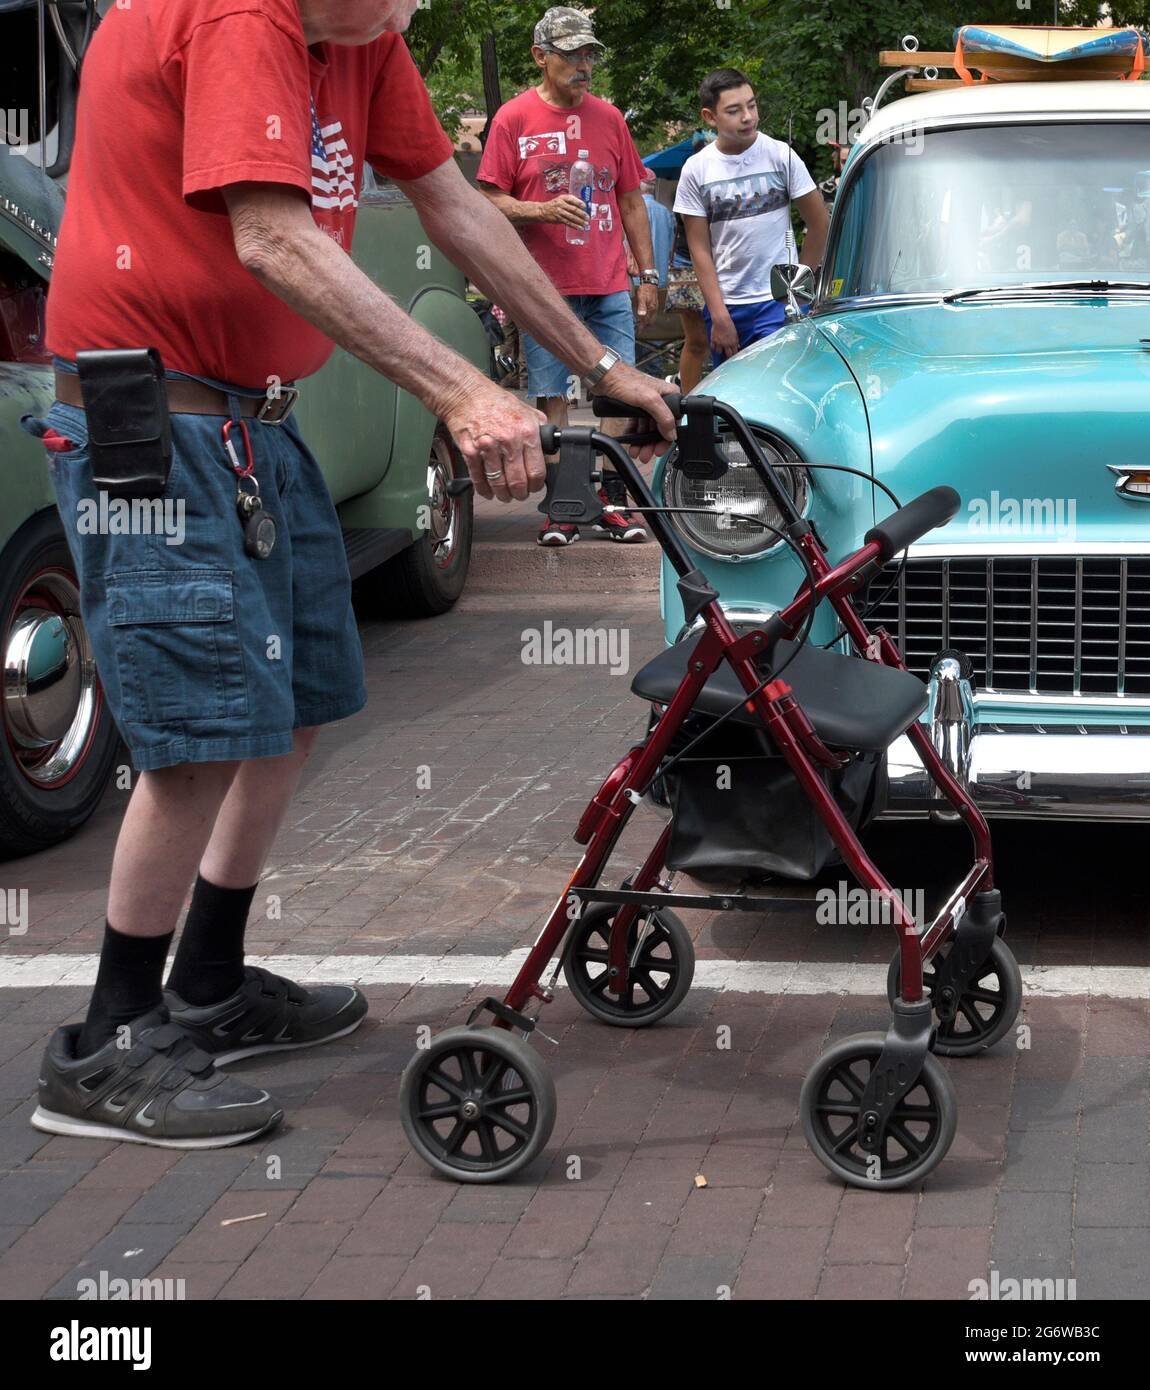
left=20, top=367, right=368, bottom=772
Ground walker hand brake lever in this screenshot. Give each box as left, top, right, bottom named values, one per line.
left=537, top=426, right=604, bottom=524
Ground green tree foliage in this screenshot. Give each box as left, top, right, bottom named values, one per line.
left=409, top=0, right=1148, bottom=169
left=405, top=1, right=490, bottom=137
left=750, top=0, right=1045, bottom=179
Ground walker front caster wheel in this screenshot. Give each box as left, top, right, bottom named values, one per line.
left=887, top=937, right=1022, bottom=1056
left=400, top=1026, right=556, bottom=1183
left=800, top=1032, right=958, bottom=1190
left=563, top=903, right=694, bottom=1027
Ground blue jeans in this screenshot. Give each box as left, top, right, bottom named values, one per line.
left=20, top=362, right=367, bottom=771
left=703, top=298, right=788, bottom=368
left=522, top=290, right=636, bottom=398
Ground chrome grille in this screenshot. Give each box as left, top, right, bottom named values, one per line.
left=865, top=557, right=1150, bottom=697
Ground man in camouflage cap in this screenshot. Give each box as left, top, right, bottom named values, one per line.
left=479, top=6, right=659, bottom=545
left=534, top=4, right=605, bottom=52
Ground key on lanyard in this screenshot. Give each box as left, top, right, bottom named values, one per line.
left=222, top=418, right=277, bottom=560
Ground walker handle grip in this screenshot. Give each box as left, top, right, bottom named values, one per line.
left=864, top=486, right=961, bottom=561
left=591, top=391, right=683, bottom=420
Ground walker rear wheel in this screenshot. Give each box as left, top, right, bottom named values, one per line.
left=887, top=937, right=1022, bottom=1056
left=400, top=1026, right=556, bottom=1182
left=563, top=903, right=694, bottom=1027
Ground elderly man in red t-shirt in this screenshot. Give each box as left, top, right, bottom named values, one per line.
left=26, top=0, right=675, bottom=1151
left=478, top=7, right=660, bottom=546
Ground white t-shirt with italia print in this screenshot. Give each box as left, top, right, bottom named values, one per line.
left=674, top=132, right=816, bottom=303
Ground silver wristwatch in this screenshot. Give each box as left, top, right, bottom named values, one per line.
left=581, top=347, right=621, bottom=392
left=638, top=270, right=660, bottom=286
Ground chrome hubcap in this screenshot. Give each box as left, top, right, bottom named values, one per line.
left=3, top=569, right=98, bottom=786
left=425, top=435, right=459, bottom=569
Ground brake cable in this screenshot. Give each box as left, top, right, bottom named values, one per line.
left=603, top=445, right=909, bottom=794
left=766, top=462, right=909, bottom=647
left=614, top=507, right=820, bottom=797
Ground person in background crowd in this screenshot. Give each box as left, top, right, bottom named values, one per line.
left=665, top=210, right=709, bottom=392
left=675, top=67, right=829, bottom=367
left=477, top=6, right=659, bottom=547
left=624, top=168, right=677, bottom=379
left=819, top=139, right=849, bottom=210
left=635, top=167, right=674, bottom=286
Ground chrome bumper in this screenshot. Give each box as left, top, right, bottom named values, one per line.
left=885, top=657, right=1150, bottom=820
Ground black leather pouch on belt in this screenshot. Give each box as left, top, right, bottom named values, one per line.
left=75, top=347, right=173, bottom=500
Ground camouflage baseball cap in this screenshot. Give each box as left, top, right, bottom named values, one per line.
left=534, top=7, right=605, bottom=53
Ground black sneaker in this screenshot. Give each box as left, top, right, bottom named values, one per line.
left=164, top=965, right=368, bottom=1065
left=32, top=1008, right=283, bottom=1149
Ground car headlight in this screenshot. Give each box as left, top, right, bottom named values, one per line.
left=662, top=428, right=809, bottom=562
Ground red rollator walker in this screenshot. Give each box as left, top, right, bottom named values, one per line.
left=400, top=393, right=1021, bottom=1191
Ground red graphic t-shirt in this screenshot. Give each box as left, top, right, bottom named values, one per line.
left=46, top=0, right=454, bottom=386
left=477, top=88, right=645, bottom=297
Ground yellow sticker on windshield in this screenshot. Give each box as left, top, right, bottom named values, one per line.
left=830, top=278, right=844, bottom=297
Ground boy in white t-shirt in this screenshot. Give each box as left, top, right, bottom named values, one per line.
left=674, top=68, right=829, bottom=366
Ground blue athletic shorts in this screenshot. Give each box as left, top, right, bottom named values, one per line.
left=703, top=297, right=788, bottom=368
left=20, top=363, right=367, bottom=772
left=522, top=290, right=636, bottom=399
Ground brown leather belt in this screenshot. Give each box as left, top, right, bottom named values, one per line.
left=54, top=371, right=298, bottom=422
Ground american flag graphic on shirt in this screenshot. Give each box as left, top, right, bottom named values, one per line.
left=310, top=95, right=357, bottom=211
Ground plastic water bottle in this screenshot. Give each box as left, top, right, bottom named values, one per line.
left=566, top=149, right=594, bottom=245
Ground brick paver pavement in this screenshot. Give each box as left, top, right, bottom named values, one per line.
left=1, top=462, right=1148, bottom=1301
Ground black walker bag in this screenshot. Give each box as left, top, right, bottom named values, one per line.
left=76, top=347, right=173, bottom=501
left=661, top=714, right=886, bottom=883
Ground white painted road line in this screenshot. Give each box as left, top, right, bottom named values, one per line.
left=0, top=954, right=1146, bottom=998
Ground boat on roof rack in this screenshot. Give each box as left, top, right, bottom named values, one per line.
left=870, top=24, right=1149, bottom=109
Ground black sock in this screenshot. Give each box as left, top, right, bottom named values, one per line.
left=165, top=874, right=258, bottom=1006
left=77, top=922, right=174, bottom=1057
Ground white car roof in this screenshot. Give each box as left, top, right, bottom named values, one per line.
left=858, top=79, right=1150, bottom=147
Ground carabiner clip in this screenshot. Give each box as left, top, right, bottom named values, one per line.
left=221, top=417, right=255, bottom=478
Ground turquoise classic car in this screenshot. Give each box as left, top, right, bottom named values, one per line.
left=656, top=75, right=1150, bottom=820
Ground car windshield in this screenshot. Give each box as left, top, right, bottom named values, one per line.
left=826, top=122, right=1150, bottom=301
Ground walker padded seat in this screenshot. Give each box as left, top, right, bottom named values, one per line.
left=632, top=632, right=928, bottom=753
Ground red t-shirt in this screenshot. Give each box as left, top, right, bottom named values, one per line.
left=46, top=0, right=454, bottom=387
left=477, top=89, right=645, bottom=297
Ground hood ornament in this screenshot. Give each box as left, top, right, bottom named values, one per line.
left=1108, top=464, right=1150, bottom=502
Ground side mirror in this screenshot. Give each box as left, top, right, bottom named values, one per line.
left=770, top=262, right=815, bottom=306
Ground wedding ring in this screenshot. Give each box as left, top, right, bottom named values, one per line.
left=484, top=468, right=505, bottom=480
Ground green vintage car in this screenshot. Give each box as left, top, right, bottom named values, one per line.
left=0, top=0, right=490, bottom=858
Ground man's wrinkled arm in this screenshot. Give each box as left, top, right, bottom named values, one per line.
left=618, top=188, right=655, bottom=273
left=222, top=180, right=486, bottom=418
left=795, top=190, right=829, bottom=268
left=479, top=181, right=546, bottom=227
left=683, top=215, right=726, bottom=320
